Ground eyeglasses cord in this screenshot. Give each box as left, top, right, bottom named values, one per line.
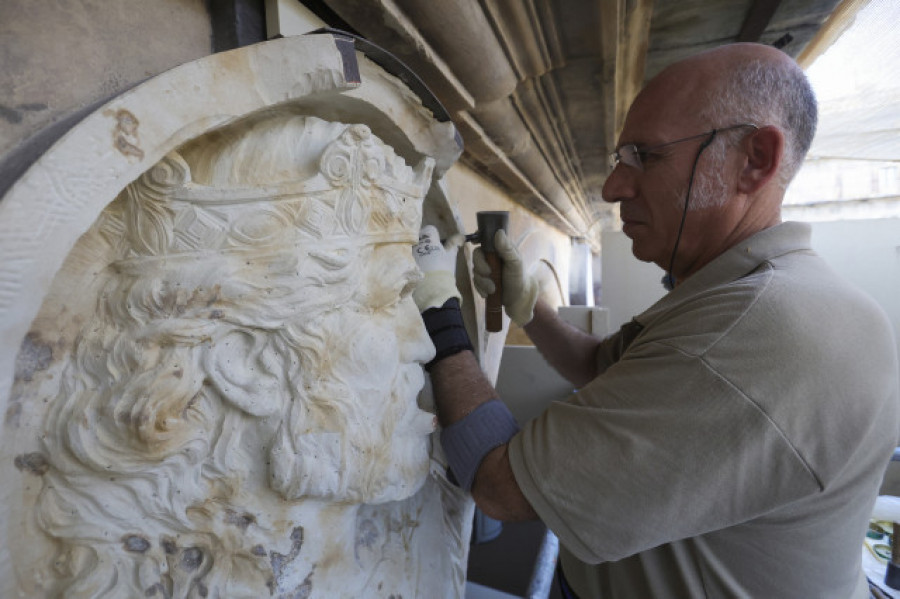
left=664, top=129, right=718, bottom=290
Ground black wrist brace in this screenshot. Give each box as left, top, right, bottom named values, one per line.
left=421, top=298, right=474, bottom=370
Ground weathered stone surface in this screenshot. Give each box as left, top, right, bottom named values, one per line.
left=0, top=0, right=212, bottom=159
left=1, top=35, right=471, bottom=598
left=0, top=0, right=214, bottom=201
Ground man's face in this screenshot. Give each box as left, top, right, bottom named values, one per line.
left=601, top=73, right=739, bottom=276
left=601, top=93, right=709, bottom=269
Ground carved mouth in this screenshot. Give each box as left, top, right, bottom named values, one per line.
left=395, top=365, right=436, bottom=436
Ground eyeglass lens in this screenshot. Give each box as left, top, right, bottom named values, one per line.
left=610, top=145, right=642, bottom=171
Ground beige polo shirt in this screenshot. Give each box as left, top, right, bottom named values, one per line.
left=509, top=222, right=900, bottom=598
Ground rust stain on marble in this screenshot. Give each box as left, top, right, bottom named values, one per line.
left=14, top=331, right=53, bottom=383
left=122, top=534, right=151, bottom=553
left=269, top=526, right=305, bottom=595
left=224, top=509, right=256, bottom=531
left=144, top=582, right=167, bottom=597
left=282, top=567, right=314, bottom=599
left=105, top=108, right=144, bottom=160
left=5, top=393, right=23, bottom=428
left=14, top=452, right=50, bottom=475
left=180, top=547, right=204, bottom=571
left=161, top=537, right=177, bottom=555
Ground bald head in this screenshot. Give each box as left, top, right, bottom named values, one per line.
left=643, top=43, right=817, bottom=190
left=668, top=42, right=798, bottom=78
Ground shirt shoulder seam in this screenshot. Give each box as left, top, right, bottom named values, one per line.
left=649, top=341, right=825, bottom=491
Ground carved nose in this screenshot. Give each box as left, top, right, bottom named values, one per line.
left=409, top=320, right=437, bottom=365
left=400, top=300, right=437, bottom=364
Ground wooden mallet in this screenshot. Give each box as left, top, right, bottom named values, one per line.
left=466, top=211, right=509, bottom=332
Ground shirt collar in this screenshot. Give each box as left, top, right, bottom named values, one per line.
left=635, top=221, right=813, bottom=326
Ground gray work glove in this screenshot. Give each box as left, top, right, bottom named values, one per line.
left=472, top=230, right=539, bottom=326
left=412, top=225, right=465, bottom=311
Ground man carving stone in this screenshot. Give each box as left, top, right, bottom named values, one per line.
left=414, top=43, right=900, bottom=598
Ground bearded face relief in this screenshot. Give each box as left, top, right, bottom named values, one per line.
left=16, top=114, right=442, bottom=597
left=270, top=242, right=437, bottom=505
left=332, top=243, right=437, bottom=498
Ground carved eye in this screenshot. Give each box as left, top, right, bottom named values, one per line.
left=376, top=274, right=419, bottom=313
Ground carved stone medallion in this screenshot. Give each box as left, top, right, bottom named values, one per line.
left=1, top=36, right=471, bottom=598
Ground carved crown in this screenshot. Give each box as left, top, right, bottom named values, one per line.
left=107, top=124, right=434, bottom=264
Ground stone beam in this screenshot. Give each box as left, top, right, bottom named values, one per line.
left=598, top=0, right=623, bottom=163
left=738, top=0, right=785, bottom=42
left=616, top=0, right=653, bottom=139
left=209, top=0, right=268, bottom=51
left=322, top=0, right=604, bottom=248
left=595, top=0, right=652, bottom=229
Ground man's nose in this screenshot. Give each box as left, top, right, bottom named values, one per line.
left=601, top=163, right=636, bottom=204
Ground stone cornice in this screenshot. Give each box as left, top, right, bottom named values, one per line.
left=318, top=0, right=848, bottom=246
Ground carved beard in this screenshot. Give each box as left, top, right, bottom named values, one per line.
left=268, top=368, right=431, bottom=505
left=268, top=313, right=433, bottom=505
left=364, top=363, right=433, bottom=503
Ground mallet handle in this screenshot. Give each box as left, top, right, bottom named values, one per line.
left=485, top=251, right=503, bottom=332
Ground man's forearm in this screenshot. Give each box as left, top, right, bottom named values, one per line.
left=524, top=300, right=602, bottom=388
left=429, top=350, right=537, bottom=521
left=412, top=229, right=537, bottom=520
left=429, top=349, right=496, bottom=425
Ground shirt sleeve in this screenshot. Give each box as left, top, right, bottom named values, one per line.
left=507, top=339, right=820, bottom=565
left=594, top=319, right=645, bottom=375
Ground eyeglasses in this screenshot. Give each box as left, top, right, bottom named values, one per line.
left=609, top=123, right=759, bottom=172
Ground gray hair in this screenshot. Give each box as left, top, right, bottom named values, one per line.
left=700, top=57, right=818, bottom=190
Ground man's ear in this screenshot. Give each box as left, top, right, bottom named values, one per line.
left=737, top=125, right=784, bottom=194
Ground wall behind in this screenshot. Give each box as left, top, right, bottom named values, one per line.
left=809, top=219, right=900, bottom=362
left=600, top=230, right=666, bottom=332
left=600, top=219, right=900, bottom=367
left=0, top=0, right=212, bottom=194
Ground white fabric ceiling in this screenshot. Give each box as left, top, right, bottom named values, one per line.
left=805, top=0, right=900, bottom=163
